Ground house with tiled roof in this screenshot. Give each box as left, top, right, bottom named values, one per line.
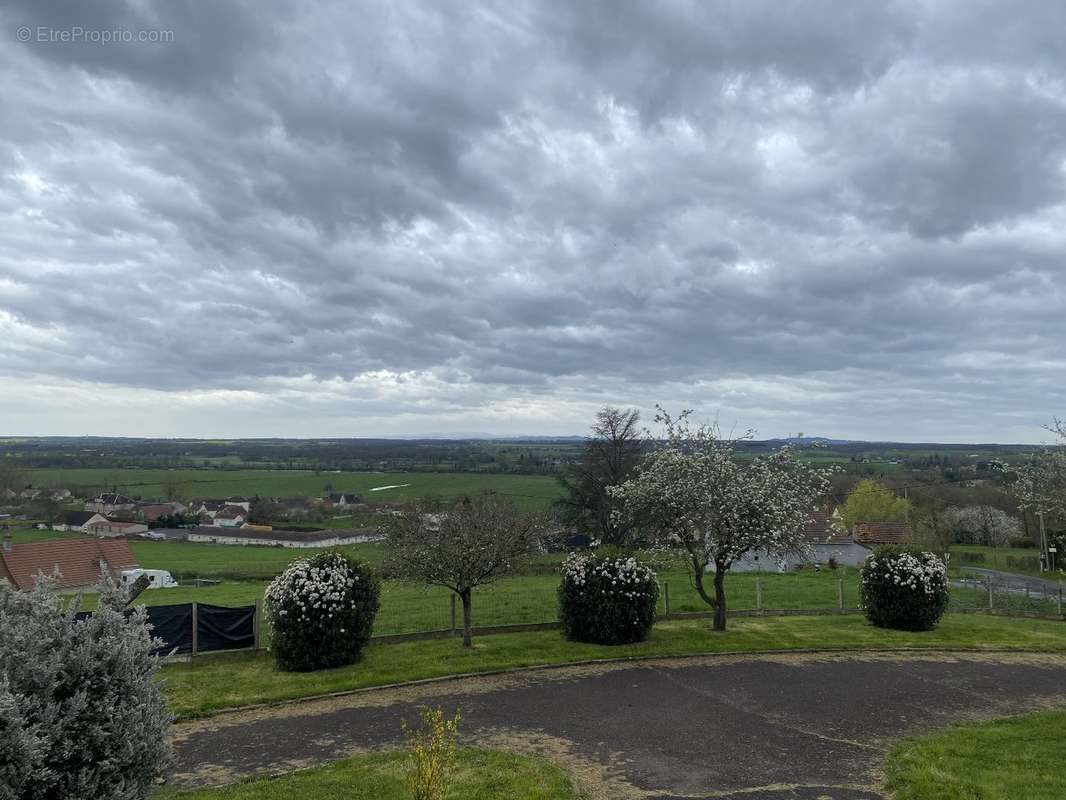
left=724, top=508, right=884, bottom=573
left=210, top=506, right=246, bottom=528
left=0, top=535, right=138, bottom=591
left=84, top=519, right=149, bottom=538
left=84, top=494, right=136, bottom=514
left=853, top=521, right=913, bottom=546
left=323, top=492, right=362, bottom=508
left=52, top=510, right=108, bottom=532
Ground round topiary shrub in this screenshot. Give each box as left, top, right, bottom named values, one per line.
left=859, top=546, right=948, bottom=631
left=264, top=550, right=380, bottom=672
left=558, top=553, right=659, bottom=645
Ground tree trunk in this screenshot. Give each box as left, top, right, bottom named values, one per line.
left=691, top=556, right=716, bottom=609
left=712, top=564, right=727, bottom=631
left=461, top=589, right=473, bottom=648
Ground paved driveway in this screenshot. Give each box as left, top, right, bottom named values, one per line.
left=170, top=652, right=1066, bottom=799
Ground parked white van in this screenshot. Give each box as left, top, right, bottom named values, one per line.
left=120, top=569, right=178, bottom=589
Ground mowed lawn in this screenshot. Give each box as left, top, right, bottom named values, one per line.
left=23, top=467, right=563, bottom=508
left=885, top=709, right=1066, bottom=800
left=74, top=544, right=1034, bottom=637
left=80, top=565, right=876, bottom=636
left=161, top=614, right=1066, bottom=718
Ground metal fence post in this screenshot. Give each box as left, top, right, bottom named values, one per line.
left=253, top=598, right=262, bottom=651
left=450, top=594, right=457, bottom=635
left=664, top=581, right=670, bottom=617
left=191, top=602, right=199, bottom=658
left=987, top=577, right=993, bottom=610
left=1059, top=584, right=1063, bottom=618
left=755, top=577, right=762, bottom=612
left=837, top=578, right=844, bottom=611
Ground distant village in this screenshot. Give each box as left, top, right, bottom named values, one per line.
left=1, top=486, right=383, bottom=549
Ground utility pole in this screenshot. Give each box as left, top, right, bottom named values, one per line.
left=1038, top=511, right=1048, bottom=573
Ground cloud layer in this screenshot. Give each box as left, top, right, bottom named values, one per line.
left=2, top=0, right=1065, bottom=441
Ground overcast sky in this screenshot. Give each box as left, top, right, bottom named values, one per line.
left=1, top=1, right=1065, bottom=442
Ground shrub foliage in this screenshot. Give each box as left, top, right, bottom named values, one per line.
left=558, top=553, right=659, bottom=644
left=0, top=578, right=172, bottom=799
left=403, top=706, right=461, bottom=800
left=860, top=546, right=949, bottom=631
left=265, top=551, right=380, bottom=672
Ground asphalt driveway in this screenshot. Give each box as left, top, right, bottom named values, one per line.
left=169, top=651, right=1066, bottom=799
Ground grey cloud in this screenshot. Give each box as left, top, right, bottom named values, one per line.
left=1, top=0, right=1065, bottom=439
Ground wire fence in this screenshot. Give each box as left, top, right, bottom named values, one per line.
left=149, top=567, right=1066, bottom=651
left=951, top=569, right=1065, bottom=617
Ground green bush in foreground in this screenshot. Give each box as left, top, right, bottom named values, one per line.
left=0, top=578, right=172, bottom=799
left=265, top=551, right=380, bottom=672
left=860, top=546, right=948, bottom=631
left=558, top=552, right=659, bottom=644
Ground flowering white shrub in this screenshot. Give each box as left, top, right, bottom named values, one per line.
left=558, top=552, right=659, bottom=644
left=264, top=551, right=380, bottom=672
left=0, top=577, right=171, bottom=799
left=860, top=546, right=949, bottom=631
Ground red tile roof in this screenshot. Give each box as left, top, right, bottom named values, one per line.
left=0, top=538, right=138, bottom=591
left=853, top=522, right=913, bottom=546
left=801, top=510, right=838, bottom=543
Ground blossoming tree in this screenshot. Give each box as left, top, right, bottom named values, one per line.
left=385, top=492, right=548, bottom=647
left=1014, top=418, right=1066, bottom=523
left=609, top=409, right=833, bottom=631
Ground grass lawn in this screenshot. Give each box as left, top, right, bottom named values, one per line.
left=75, top=564, right=1025, bottom=637
left=161, top=614, right=1066, bottom=719
left=158, top=748, right=583, bottom=800
left=83, top=568, right=877, bottom=636
left=884, top=710, right=1066, bottom=800
left=24, top=468, right=563, bottom=508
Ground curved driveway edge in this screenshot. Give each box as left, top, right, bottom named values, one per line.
left=170, top=651, right=1066, bottom=799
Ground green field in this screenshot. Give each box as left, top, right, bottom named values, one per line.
left=885, top=709, right=1066, bottom=800
left=22, top=468, right=563, bottom=508
left=161, top=614, right=1066, bottom=718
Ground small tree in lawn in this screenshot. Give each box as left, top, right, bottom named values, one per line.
left=609, top=409, right=833, bottom=631
left=385, top=492, right=547, bottom=647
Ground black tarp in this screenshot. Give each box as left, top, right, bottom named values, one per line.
left=196, top=603, right=255, bottom=652
left=76, top=601, right=255, bottom=656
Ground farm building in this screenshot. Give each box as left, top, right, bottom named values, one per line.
left=0, top=535, right=138, bottom=591
left=187, top=526, right=383, bottom=548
